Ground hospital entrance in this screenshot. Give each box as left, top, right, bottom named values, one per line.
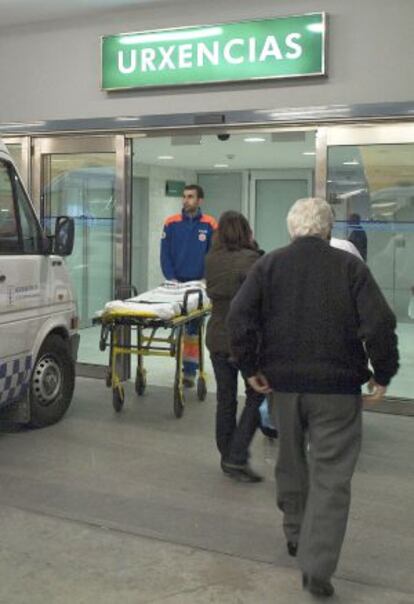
left=5, top=124, right=414, bottom=403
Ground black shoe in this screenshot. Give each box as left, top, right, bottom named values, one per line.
left=182, top=376, right=195, bottom=388
left=220, top=459, right=232, bottom=475
left=287, top=541, right=298, bottom=557
left=260, top=426, right=279, bottom=439
left=303, top=574, right=334, bottom=598
left=221, top=462, right=263, bottom=483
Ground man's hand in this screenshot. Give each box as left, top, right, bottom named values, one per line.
left=247, top=372, right=272, bottom=394
left=362, top=378, right=387, bottom=404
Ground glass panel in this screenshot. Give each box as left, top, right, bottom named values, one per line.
left=328, top=143, right=414, bottom=399
left=0, top=161, right=20, bottom=253
left=132, top=130, right=316, bottom=290
left=255, top=179, right=309, bottom=252
left=130, top=130, right=316, bottom=390
left=41, top=153, right=116, bottom=364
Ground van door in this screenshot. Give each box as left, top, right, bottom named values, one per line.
left=0, top=159, right=45, bottom=406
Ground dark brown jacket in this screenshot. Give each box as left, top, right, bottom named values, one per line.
left=205, top=244, right=261, bottom=354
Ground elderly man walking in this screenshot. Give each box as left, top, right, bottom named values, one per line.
left=227, top=198, right=399, bottom=598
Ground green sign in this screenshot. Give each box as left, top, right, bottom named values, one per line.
left=165, top=180, right=185, bottom=197
left=101, top=13, right=326, bottom=91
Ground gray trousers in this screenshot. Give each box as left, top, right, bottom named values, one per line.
left=270, top=392, right=362, bottom=580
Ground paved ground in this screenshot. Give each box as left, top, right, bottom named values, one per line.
left=0, top=377, right=413, bottom=603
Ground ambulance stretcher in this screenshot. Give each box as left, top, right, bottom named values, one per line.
left=94, top=282, right=211, bottom=418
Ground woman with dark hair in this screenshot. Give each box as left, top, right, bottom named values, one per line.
left=205, top=211, right=270, bottom=482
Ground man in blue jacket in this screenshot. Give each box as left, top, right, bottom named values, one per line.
left=161, top=184, right=217, bottom=386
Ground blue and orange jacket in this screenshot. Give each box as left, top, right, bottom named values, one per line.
left=160, top=209, right=217, bottom=282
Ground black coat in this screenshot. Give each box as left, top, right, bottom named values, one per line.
left=205, top=245, right=261, bottom=354
left=227, top=236, right=399, bottom=394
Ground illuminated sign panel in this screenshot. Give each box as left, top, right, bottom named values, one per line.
left=101, top=13, right=326, bottom=90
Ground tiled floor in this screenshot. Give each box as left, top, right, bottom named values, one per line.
left=0, top=377, right=413, bottom=603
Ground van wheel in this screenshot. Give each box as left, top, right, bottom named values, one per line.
left=29, top=335, right=75, bottom=428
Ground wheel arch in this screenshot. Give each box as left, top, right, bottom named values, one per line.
left=32, top=317, right=71, bottom=364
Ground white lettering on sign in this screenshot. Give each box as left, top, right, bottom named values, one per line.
left=259, top=35, right=283, bottom=62
left=159, top=46, right=176, bottom=70
left=118, top=49, right=136, bottom=74
left=178, top=44, right=193, bottom=68
left=223, top=39, right=244, bottom=64
left=197, top=41, right=220, bottom=67
left=248, top=37, right=256, bottom=62
left=141, top=48, right=156, bottom=71
left=116, top=34, right=304, bottom=75
left=285, top=33, right=303, bottom=59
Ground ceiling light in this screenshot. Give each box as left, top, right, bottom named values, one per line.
left=342, top=160, right=360, bottom=166
left=158, top=155, right=174, bottom=160
left=302, top=151, right=316, bottom=156
left=244, top=137, right=266, bottom=143
left=306, top=23, right=325, bottom=33
left=371, top=202, right=397, bottom=209
left=214, top=164, right=229, bottom=168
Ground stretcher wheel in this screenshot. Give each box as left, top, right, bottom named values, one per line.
left=135, top=368, right=147, bottom=396
left=197, top=377, right=207, bottom=401
left=105, top=370, right=112, bottom=388
left=112, top=385, right=125, bottom=413
left=173, top=383, right=184, bottom=418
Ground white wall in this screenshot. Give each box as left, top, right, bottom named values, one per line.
left=0, top=0, right=413, bottom=123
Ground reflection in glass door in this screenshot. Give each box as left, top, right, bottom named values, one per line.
left=326, top=124, right=414, bottom=400
left=42, top=155, right=115, bottom=329
left=33, top=137, right=130, bottom=370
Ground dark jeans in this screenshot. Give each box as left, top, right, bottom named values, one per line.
left=210, top=352, right=264, bottom=465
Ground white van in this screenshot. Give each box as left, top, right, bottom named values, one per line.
left=0, top=139, right=79, bottom=427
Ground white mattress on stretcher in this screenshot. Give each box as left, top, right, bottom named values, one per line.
left=102, top=280, right=210, bottom=320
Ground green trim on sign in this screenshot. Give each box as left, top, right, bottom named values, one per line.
left=101, top=13, right=326, bottom=91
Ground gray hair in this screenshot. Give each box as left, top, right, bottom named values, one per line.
left=287, top=197, right=334, bottom=240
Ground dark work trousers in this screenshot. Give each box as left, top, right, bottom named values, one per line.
left=210, top=352, right=264, bottom=465
left=270, top=392, right=362, bottom=581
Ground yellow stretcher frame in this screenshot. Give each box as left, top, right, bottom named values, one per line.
left=94, top=289, right=211, bottom=418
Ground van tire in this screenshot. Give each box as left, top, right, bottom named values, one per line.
left=29, top=335, right=75, bottom=428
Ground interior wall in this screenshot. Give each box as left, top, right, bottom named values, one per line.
left=197, top=172, right=244, bottom=221
left=0, top=0, right=413, bottom=123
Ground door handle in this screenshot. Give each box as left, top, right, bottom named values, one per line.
left=0, top=275, right=6, bottom=283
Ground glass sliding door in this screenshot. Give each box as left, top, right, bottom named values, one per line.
left=325, top=124, right=414, bottom=400
left=248, top=132, right=316, bottom=251
left=33, top=136, right=131, bottom=372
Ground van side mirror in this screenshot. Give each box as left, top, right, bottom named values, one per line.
left=54, top=216, right=75, bottom=256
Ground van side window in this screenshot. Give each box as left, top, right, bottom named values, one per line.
left=0, top=161, right=19, bottom=253
left=0, top=159, right=43, bottom=255
left=13, top=173, right=43, bottom=254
